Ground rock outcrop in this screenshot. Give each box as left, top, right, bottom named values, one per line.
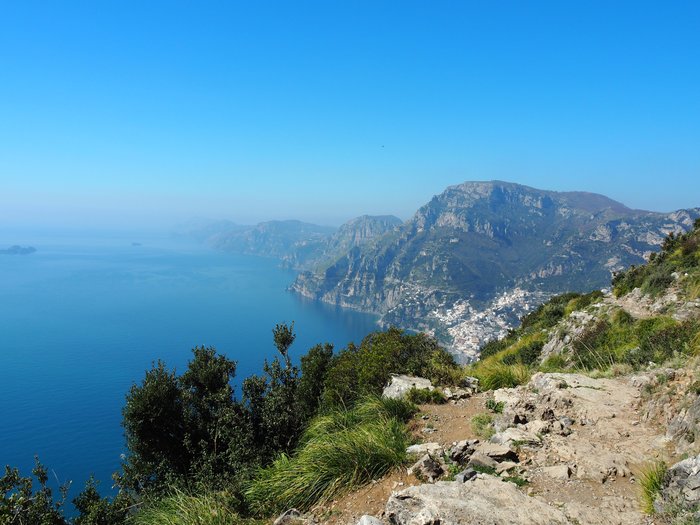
left=385, top=475, right=571, bottom=525
left=655, top=455, right=700, bottom=519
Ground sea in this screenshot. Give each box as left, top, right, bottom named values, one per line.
left=0, top=231, right=378, bottom=508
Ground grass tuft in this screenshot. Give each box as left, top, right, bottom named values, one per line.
left=130, top=490, right=253, bottom=525
left=471, top=361, right=531, bottom=391
left=245, top=397, right=414, bottom=513
left=405, top=387, right=447, bottom=405
left=639, top=461, right=667, bottom=515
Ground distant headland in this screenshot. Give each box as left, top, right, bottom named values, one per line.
left=0, top=245, right=37, bottom=255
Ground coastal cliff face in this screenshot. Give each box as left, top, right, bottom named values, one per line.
left=291, top=181, right=700, bottom=360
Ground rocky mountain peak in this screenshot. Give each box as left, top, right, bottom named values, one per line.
left=292, top=181, right=700, bottom=359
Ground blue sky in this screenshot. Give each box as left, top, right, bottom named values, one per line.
left=1, top=1, right=699, bottom=230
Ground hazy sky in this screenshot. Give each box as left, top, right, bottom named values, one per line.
left=1, top=1, right=699, bottom=231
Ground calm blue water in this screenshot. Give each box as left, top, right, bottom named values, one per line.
left=0, top=233, right=378, bottom=505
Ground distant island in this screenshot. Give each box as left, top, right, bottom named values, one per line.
left=0, top=245, right=36, bottom=255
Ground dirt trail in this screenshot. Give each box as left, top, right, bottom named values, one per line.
left=315, top=373, right=675, bottom=525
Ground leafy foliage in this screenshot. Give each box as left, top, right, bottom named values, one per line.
left=120, top=348, right=244, bottom=495
left=485, top=398, right=504, bottom=413
left=321, top=328, right=460, bottom=408
left=0, top=458, right=69, bottom=525
left=73, top=477, right=132, bottom=525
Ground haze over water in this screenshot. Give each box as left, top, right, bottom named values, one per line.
left=0, top=233, right=378, bottom=502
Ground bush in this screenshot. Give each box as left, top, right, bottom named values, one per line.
left=611, top=309, right=634, bottom=326
left=485, top=398, right=504, bottom=413
left=638, top=319, right=699, bottom=363
left=245, top=397, right=414, bottom=513
left=520, top=293, right=580, bottom=331
left=639, top=461, right=667, bottom=515
left=322, top=328, right=459, bottom=409
left=405, top=388, right=447, bottom=405
left=0, top=458, right=69, bottom=525
left=641, top=269, right=674, bottom=297
left=563, top=290, right=604, bottom=317
left=571, top=317, right=639, bottom=370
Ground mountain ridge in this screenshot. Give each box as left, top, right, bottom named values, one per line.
left=291, top=181, right=700, bottom=360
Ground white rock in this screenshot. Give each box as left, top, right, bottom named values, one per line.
left=386, top=476, right=570, bottom=524
left=383, top=374, right=434, bottom=399
left=406, top=443, right=443, bottom=456
left=356, top=515, right=384, bottom=525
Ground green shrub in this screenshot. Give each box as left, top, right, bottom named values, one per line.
left=639, top=461, right=667, bottom=515
left=485, top=399, right=504, bottom=414
left=471, top=413, right=495, bottom=439
left=638, top=319, right=699, bottom=363
left=516, top=340, right=544, bottom=366
left=641, top=269, right=674, bottom=297
left=571, top=317, right=643, bottom=370
left=0, top=458, right=69, bottom=525
left=564, top=290, right=604, bottom=316
left=520, top=293, right=581, bottom=331
left=245, top=397, right=413, bottom=513
left=405, top=388, right=447, bottom=405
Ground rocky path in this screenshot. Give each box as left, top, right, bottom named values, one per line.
left=316, top=372, right=676, bottom=525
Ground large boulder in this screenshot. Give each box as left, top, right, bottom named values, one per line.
left=383, top=375, right=434, bottom=399
left=386, top=475, right=570, bottom=524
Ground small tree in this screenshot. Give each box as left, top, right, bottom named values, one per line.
left=273, top=322, right=296, bottom=368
